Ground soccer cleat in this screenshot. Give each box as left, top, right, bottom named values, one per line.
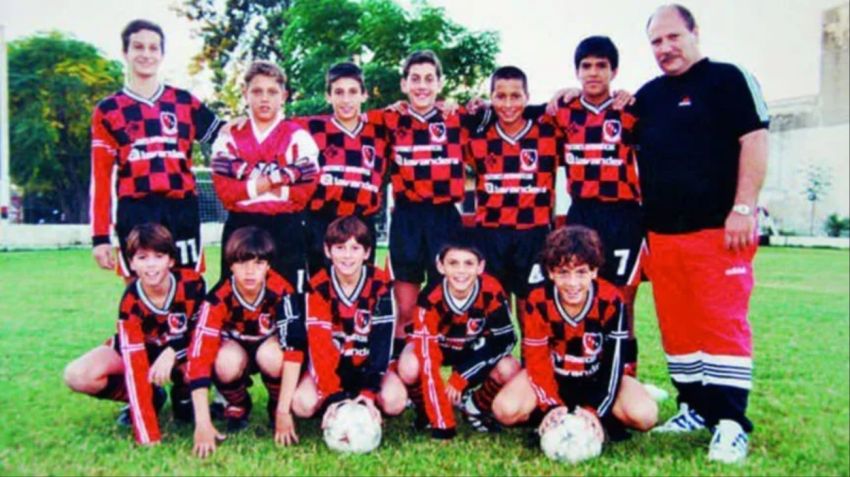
left=117, top=386, right=167, bottom=427
left=460, top=392, right=501, bottom=433
left=652, top=402, right=706, bottom=433
left=708, top=419, right=749, bottom=464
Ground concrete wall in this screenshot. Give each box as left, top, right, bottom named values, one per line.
left=763, top=122, right=850, bottom=234
left=820, top=4, right=850, bottom=126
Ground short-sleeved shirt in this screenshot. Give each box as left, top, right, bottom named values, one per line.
left=634, top=58, right=769, bottom=233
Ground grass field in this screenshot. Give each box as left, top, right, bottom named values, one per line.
left=0, top=246, right=848, bottom=476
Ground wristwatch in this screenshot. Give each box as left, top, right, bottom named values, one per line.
left=731, top=204, right=753, bottom=215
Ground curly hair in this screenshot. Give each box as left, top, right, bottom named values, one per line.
left=540, top=225, right=605, bottom=271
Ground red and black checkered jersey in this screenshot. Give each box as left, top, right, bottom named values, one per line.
left=295, top=115, right=389, bottom=217
left=211, top=116, right=319, bottom=215
left=553, top=97, right=640, bottom=203
left=465, top=120, right=560, bottom=229
left=187, top=270, right=305, bottom=389
left=412, top=273, right=516, bottom=433
left=306, top=265, right=395, bottom=401
left=370, top=108, right=468, bottom=205
left=115, top=268, right=205, bottom=445
left=522, top=278, right=628, bottom=417
left=90, top=84, right=222, bottom=245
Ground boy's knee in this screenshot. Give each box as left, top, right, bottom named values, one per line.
left=380, top=389, right=407, bottom=416
left=397, top=352, right=419, bottom=385
left=630, top=400, right=659, bottom=432
left=63, top=362, right=87, bottom=391
left=292, top=391, right=318, bottom=418
left=494, top=357, right=520, bottom=383
left=492, top=394, right=525, bottom=426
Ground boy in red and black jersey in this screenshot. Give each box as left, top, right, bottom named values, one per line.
left=90, top=20, right=223, bottom=278
left=294, top=63, right=390, bottom=274
left=292, top=216, right=405, bottom=422
left=492, top=226, right=656, bottom=442
left=64, top=224, right=206, bottom=446
left=398, top=241, right=519, bottom=439
left=211, top=61, right=319, bottom=291
left=465, top=66, right=559, bottom=306
left=187, top=227, right=306, bottom=457
left=369, top=50, right=488, bottom=361
left=551, top=38, right=643, bottom=295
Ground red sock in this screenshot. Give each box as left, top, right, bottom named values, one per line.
left=472, top=376, right=502, bottom=414
left=94, top=374, right=128, bottom=402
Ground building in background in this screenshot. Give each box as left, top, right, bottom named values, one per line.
left=764, top=3, right=849, bottom=235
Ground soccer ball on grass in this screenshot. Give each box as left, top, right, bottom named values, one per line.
left=322, top=399, right=382, bottom=453
left=539, top=406, right=604, bottom=463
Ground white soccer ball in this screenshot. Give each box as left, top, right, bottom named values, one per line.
left=322, top=401, right=382, bottom=454
left=539, top=408, right=604, bottom=464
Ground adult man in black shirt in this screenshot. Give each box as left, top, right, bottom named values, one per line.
left=634, top=4, right=769, bottom=464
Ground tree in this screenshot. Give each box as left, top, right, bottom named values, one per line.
left=802, top=164, right=832, bottom=236
left=8, top=32, right=123, bottom=223
left=176, top=0, right=499, bottom=116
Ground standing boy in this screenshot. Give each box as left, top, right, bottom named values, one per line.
left=211, top=60, right=319, bottom=290
left=90, top=19, right=223, bottom=277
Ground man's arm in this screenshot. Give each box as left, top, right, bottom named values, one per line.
left=725, top=129, right=768, bottom=251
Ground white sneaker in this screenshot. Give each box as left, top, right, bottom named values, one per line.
left=652, top=402, right=707, bottom=433
left=708, top=419, right=749, bottom=464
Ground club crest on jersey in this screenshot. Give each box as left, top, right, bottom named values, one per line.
left=362, top=145, right=377, bottom=168
left=678, top=96, right=692, bottom=107
left=602, top=120, right=622, bottom=143
left=429, top=122, right=447, bottom=143
left=258, top=313, right=273, bottom=335
left=583, top=332, right=603, bottom=356
left=160, top=112, right=178, bottom=136
left=520, top=149, right=538, bottom=171
left=466, top=317, right=485, bottom=336
left=167, top=313, right=187, bottom=334
left=354, top=309, right=372, bottom=334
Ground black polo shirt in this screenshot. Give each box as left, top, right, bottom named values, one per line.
left=634, top=58, right=769, bottom=234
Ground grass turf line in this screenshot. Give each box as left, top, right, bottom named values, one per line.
left=0, top=247, right=847, bottom=475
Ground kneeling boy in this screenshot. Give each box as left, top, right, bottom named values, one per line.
left=492, top=226, right=657, bottom=440
left=293, top=216, right=405, bottom=421
left=187, top=226, right=306, bottom=457
left=398, top=241, right=520, bottom=439
left=64, top=223, right=206, bottom=445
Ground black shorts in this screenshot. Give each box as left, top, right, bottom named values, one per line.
left=474, top=226, right=549, bottom=297
left=566, top=200, right=644, bottom=287
left=389, top=200, right=462, bottom=285
left=220, top=212, right=308, bottom=292
left=108, top=335, right=187, bottom=385
left=220, top=335, right=273, bottom=377
left=305, top=212, right=377, bottom=277
left=116, top=195, right=202, bottom=277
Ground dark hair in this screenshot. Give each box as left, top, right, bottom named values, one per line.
left=574, top=36, right=619, bottom=71
left=244, top=60, right=287, bottom=88
left=437, top=239, right=484, bottom=263
left=121, top=19, right=165, bottom=54
left=646, top=4, right=697, bottom=32
left=326, top=62, right=366, bottom=94
left=402, top=50, right=443, bottom=79
left=541, top=226, right=604, bottom=271
left=126, top=223, right=177, bottom=260
left=490, top=66, right=528, bottom=94
left=324, top=216, right=372, bottom=249
left=224, top=226, right=276, bottom=268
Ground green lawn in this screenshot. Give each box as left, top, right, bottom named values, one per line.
left=0, top=246, right=847, bottom=476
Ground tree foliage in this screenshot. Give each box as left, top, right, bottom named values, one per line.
left=8, top=32, right=123, bottom=223
left=176, top=0, right=499, bottom=116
